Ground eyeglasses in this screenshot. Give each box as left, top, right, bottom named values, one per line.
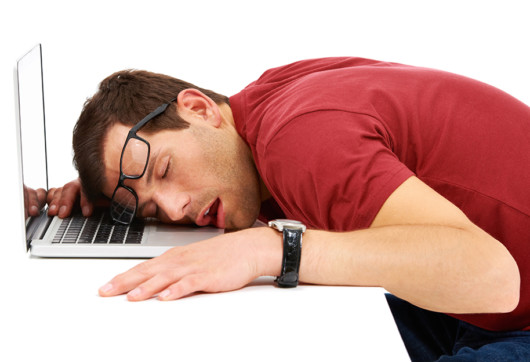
left=110, top=98, right=176, bottom=225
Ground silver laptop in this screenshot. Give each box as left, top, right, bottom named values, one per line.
left=15, top=44, right=224, bottom=257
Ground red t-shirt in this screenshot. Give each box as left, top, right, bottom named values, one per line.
left=229, top=57, right=530, bottom=331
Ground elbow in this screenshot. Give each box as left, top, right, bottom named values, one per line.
left=504, top=288, right=521, bottom=314
left=488, top=252, right=520, bottom=313
left=466, top=230, right=521, bottom=314
left=494, top=283, right=520, bottom=314
left=492, top=281, right=520, bottom=314
left=499, top=266, right=520, bottom=313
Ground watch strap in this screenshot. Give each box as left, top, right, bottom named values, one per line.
left=276, top=228, right=303, bottom=288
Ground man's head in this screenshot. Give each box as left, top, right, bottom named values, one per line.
left=73, top=70, right=262, bottom=229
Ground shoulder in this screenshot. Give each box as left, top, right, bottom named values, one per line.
left=253, top=57, right=402, bottom=84
left=256, top=110, right=411, bottom=230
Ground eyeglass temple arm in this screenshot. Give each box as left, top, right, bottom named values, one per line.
left=130, top=98, right=177, bottom=133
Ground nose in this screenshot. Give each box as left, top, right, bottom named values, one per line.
left=152, top=190, right=191, bottom=222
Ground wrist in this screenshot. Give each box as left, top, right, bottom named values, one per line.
left=268, top=219, right=306, bottom=287
left=251, top=227, right=283, bottom=277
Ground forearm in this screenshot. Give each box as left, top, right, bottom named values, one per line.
left=276, top=224, right=520, bottom=314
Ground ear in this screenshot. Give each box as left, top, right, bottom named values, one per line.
left=176, top=89, right=222, bottom=128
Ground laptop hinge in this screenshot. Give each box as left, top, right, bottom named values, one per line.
left=26, top=211, right=53, bottom=250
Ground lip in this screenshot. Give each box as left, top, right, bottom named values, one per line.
left=215, top=199, right=225, bottom=229
left=196, top=197, right=225, bottom=228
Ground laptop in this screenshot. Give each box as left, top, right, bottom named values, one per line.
left=14, top=44, right=224, bottom=258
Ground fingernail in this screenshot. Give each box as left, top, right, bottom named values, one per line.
left=49, top=204, right=57, bottom=212
left=59, top=205, right=67, bottom=216
left=128, top=288, right=141, bottom=298
left=99, top=283, right=113, bottom=294
left=159, top=290, right=171, bottom=299
left=82, top=206, right=90, bottom=216
left=30, top=205, right=39, bottom=215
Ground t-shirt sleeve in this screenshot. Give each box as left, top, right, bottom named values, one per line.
left=259, top=110, right=414, bottom=231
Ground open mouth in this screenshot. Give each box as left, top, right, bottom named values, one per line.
left=204, top=198, right=220, bottom=219
left=198, top=198, right=225, bottom=228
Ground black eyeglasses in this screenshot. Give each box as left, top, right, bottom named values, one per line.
left=110, top=98, right=176, bottom=225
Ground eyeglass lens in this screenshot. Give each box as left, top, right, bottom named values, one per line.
left=111, top=138, right=149, bottom=224
left=111, top=187, right=137, bottom=223
left=121, top=138, right=149, bottom=177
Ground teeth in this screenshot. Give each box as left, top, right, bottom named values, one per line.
left=204, top=207, right=211, bottom=216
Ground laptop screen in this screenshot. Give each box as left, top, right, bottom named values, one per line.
left=16, top=44, right=49, bottom=219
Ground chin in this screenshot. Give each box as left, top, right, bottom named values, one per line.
left=227, top=210, right=260, bottom=231
left=224, top=219, right=254, bottom=232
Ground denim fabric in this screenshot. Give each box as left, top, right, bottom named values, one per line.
left=385, top=294, right=530, bottom=361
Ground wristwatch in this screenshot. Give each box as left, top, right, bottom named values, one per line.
left=268, top=219, right=306, bottom=288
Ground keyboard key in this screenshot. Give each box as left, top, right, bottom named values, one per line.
left=109, top=224, right=128, bottom=244
left=52, top=219, right=69, bottom=243
left=50, top=208, right=145, bottom=245
left=62, top=217, right=84, bottom=243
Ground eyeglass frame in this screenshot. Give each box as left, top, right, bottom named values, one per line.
left=110, top=97, right=177, bottom=225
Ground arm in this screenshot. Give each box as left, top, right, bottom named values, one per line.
left=295, top=176, right=520, bottom=314
left=99, top=177, right=520, bottom=314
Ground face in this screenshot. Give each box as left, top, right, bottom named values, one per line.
left=102, top=110, right=262, bottom=230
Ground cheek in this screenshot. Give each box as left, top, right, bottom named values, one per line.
left=169, top=158, right=210, bottom=191
left=142, top=202, right=157, bottom=218
left=135, top=193, right=155, bottom=218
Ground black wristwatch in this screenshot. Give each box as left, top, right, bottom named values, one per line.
left=268, top=219, right=306, bottom=288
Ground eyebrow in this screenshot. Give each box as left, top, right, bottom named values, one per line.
left=137, top=151, right=158, bottom=216
left=146, top=151, right=159, bottom=185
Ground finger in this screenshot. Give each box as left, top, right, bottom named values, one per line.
left=26, top=187, right=41, bottom=216
left=99, top=260, right=160, bottom=297
left=47, top=188, right=61, bottom=215
left=158, top=274, right=208, bottom=301
left=127, top=271, right=182, bottom=301
left=57, top=182, right=81, bottom=218
left=79, top=192, right=94, bottom=217
left=36, top=188, right=47, bottom=209
left=47, top=187, right=57, bottom=204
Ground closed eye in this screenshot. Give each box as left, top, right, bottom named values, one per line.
left=162, top=157, right=171, bottom=179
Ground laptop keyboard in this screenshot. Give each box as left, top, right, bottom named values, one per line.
left=52, top=209, right=144, bottom=244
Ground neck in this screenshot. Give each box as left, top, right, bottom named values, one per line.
left=219, top=102, right=272, bottom=203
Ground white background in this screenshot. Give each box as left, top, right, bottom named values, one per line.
left=1, top=0, right=530, bottom=360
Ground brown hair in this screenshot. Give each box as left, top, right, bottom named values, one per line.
left=72, top=69, right=229, bottom=202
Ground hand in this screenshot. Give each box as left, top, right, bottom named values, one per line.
left=47, top=178, right=94, bottom=218
left=23, top=184, right=47, bottom=218
left=99, top=227, right=282, bottom=301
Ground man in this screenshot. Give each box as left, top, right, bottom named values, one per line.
left=46, top=57, right=529, bottom=360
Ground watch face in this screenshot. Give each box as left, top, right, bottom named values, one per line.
left=268, top=219, right=306, bottom=232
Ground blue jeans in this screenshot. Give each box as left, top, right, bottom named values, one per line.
left=385, top=294, right=530, bottom=361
